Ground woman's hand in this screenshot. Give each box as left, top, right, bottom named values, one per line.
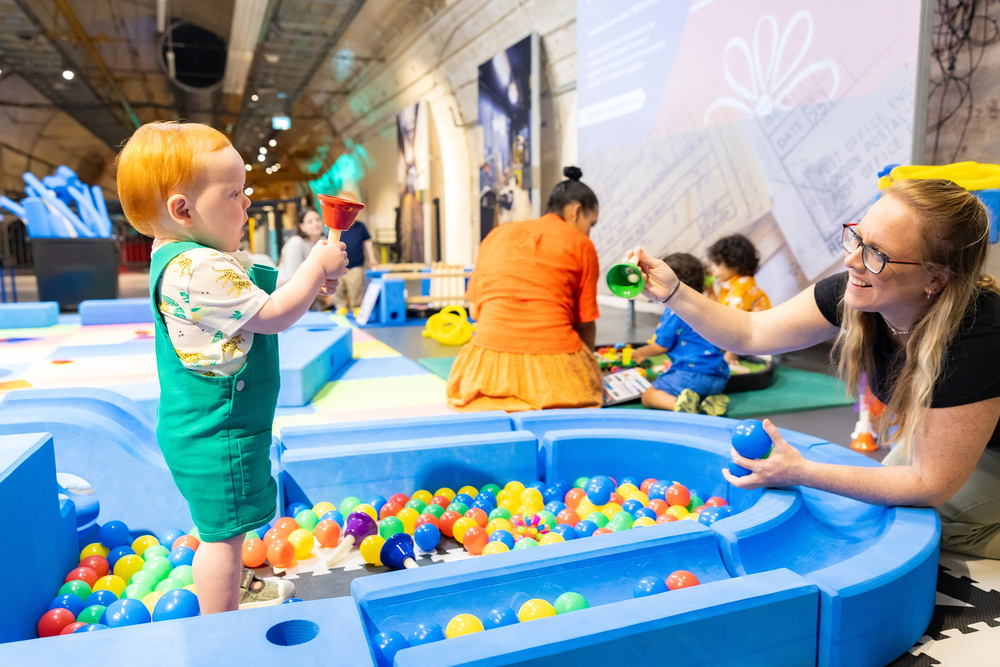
left=721, top=419, right=807, bottom=490
left=624, top=247, right=679, bottom=304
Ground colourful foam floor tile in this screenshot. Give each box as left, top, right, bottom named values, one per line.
left=51, top=341, right=154, bottom=359
left=59, top=323, right=156, bottom=346
left=273, top=402, right=456, bottom=433
left=310, top=375, right=447, bottom=412
left=333, top=357, right=430, bottom=381
left=351, top=328, right=377, bottom=343
left=352, top=339, right=402, bottom=359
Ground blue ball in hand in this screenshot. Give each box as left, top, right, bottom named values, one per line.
left=731, top=419, right=773, bottom=459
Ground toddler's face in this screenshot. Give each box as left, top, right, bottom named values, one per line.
left=186, top=146, right=251, bottom=252
left=711, top=261, right=737, bottom=282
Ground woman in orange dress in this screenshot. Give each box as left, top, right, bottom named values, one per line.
left=447, top=167, right=603, bottom=411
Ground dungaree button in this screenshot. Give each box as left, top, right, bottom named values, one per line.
left=236, top=380, right=245, bottom=391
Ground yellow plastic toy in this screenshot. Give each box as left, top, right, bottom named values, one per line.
left=422, top=305, right=475, bottom=346
left=878, top=161, right=1000, bottom=191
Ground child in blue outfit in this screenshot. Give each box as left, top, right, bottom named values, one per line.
left=116, top=121, right=349, bottom=614
left=632, top=253, right=730, bottom=415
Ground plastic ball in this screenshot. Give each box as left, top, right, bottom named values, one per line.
left=423, top=504, right=445, bottom=520
left=563, top=488, right=587, bottom=510
left=518, top=599, right=556, bottom=622
left=64, top=566, right=99, bottom=588
left=634, top=575, right=668, bottom=597
left=609, top=512, right=634, bottom=530
left=549, top=524, right=579, bottom=541
left=141, top=555, right=173, bottom=582
left=513, top=537, right=538, bottom=549
left=123, top=582, right=154, bottom=601
left=487, top=507, right=512, bottom=522
left=287, top=529, right=316, bottom=561
left=339, top=496, right=362, bottom=516
left=453, top=493, right=474, bottom=509
left=37, top=607, right=76, bottom=637
left=732, top=419, right=773, bottom=459
left=463, top=527, right=489, bottom=555
left=698, top=505, right=735, bottom=526
left=168, top=545, right=196, bottom=568
left=77, top=604, right=106, bottom=625
left=573, top=476, right=589, bottom=489
left=593, top=527, right=613, bottom=536
left=294, top=509, right=320, bottom=532
left=282, top=598, right=303, bottom=604
left=415, top=513, right=439, bottom=530
left=585, top=512, right=609, bottom=528
left=60, top=622, right=88, bottom=635
left=631, top=517, right=657, bottom=528
left=274, top=516, right=300, bottom=534
left=83, top=590, right=117, bottom=608
left=646, top=480, right=669, bottom=501
left=446, top=501, right=469, bottom=516
left=485, top=518, right=512, bottom=535
left=621, top=499, right=644, bottom=516
left=113, top=555, right=145, bottom=584
left=141, top=591, right=164, bottom=615
left=666, top=570, right=700, bottom=590
left=481, top=542, right=510, bottom=555
left=437, top=510, right=462, bottom=538
left=378, top=516, right=405, bottom=540
left=408, top=621, right=445, bottom=646
left=154, top=578, right=181, bottom=594
left=98, top=520, right=131, bottom=549
left=665, top=483, right=690, bottom=508
left=379, top=501, right=402, bottom=520
left=374, top=630, right=409, bottom=664
left=463, top=508, right=488, bottom=529
left=633, top=507, right=658, bottom=522
left=640, top=478, right=658, bottom=494
left=727, top=459, right=753, bottom=477
left=503, top=480, right=525, bottom=496
left=365, top=496, right=387, bottom=515
left=413, top=523, right=441, bottom=552
left=705, top=496, right=728, bottom=507
left=106, top=545, right=135, bottom=570
left=537, top=533, right=565, bottom=546
left=73, top=623, right=108, bottom=633
left=314, top=519, right=342, bottom=548
left=451, top=517, right=478, bottom=544
left=445, top=613, right=484, bottom=638
left=286, top=502, right=309, bottom=518
left=434, top=487, right=457, bottom=502
left=360, top=535, right=386, bottom=566
left=430, top=495, right=451, bottom=509
left=79, top=542, right=110, bottom=560
left=171, top=535, right=200, bottom=552
left=92, top=574, right=127, bottom=598
left=267, top=538, right=295, bottom=569
left=167, top=565, right=195, bottom=588
left=484, top=606, right=519, bottom=629
left=404, top=498, right=427, bottom=513
left=152, top=588, right=200, bottom=621
left=573, top=520, right=598, bottom=538
left=553, top=592, right=590, bottom=614
left=49, top=593, right=85, bottom=617
left=665, top=505, right=689, bottom=521
left=487, top=529, right=515, bottom=550
left=312, top=501, right=336, bottom=517
left=131, top=534, right=160, bottom=557
left=103, top=597, right=151, bottom=628
left=144, top=546, right=171, bottom=563
left=79, top=555, right=109, bottom=579
left=238, top=538, right=265, bottom=568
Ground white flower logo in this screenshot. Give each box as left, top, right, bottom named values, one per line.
left=703, top=11, right=839, bottom=126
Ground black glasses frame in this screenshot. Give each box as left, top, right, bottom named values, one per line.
left=841, top=224, right=922, bottom=274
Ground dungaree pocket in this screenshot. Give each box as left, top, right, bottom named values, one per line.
left=235, top=431, right=274, bottom=497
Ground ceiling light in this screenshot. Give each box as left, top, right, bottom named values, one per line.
left=259, top=147, right=267, bottom=154
left=62, top=70, right=75, bottom=80
left=268, top=139, right=276, bottom=147
left=274, top=163, right=280, bottom=170
left=251, top=94, right=259, bottom=102
left=257, top=154, right=265, bottom=162
left=244, top=187, right=254, bottom=196
left=222, top=0, right=269, bottom=95
left=245, top=164, right=252, bottom=171
left=264, top=53, right=280, bottom=64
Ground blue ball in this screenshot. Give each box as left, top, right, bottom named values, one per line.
left=103, top=598, right=151, bottom=628
left=727, top=459, right=752, bottom=478
left=476, top=490, right=497, bottom=508
left=544, top=501, right=566, bottom=515
left=282, top=598, right=304, bottom=604
left=528, top=480, right=546, bottom=492
left=471, top=497, right=495, bottom=513
left=374, top=630, right=409, bottom=665
left=408, top=622, right=445, bottom=646
left=158, top=528, right=186, bottom=550
left=549, top=524, right=579, bottom=541
left=48, top=594, right=84, bottom=617
left=484, top=605, right=519, bottom=629
left=98, top=521, right=130, bottom=549
left=634, top=575, right=668, bottom=598
left=542, top=485, right=563, bottom=503
left=647, top=480, right=669, bottom=501
left=633, top=507, right=658, bottom=521
left=256, top=522, right=272, bottom=537
left=285, top=502, right=309, bottom=518
left=453, top=493, right=474, bottom=507
left=152, top=589, right=200, bottom=622
left=84, top=590, right=118, bottom=608
left=621, top=476, right=641, bottom=488
left=106, top=545, right=135, bottom=569
left=74, top=623, right=108, bottom=633
left=551, top=478, right=571, bottom=497
left=168, top=546, right=196, bottom=568
left=732, top=419, right=772, bottom=459
left=698, top=506, right=736, bottom=526
left=585, top=476, right=615, bottom=505
left=621, top=499, right=644, bottom=516
left=413, top=523, right=441, bottom=552
left=487, top=529, right=515, bottom=550
left=574, top=520, right=598, bottom=538
left=366, top=496, right=387, bottom=514
left=320, top=510, right=344, bottom=528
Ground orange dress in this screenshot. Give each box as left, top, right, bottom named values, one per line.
left=446, top=214, right=603, bottom=412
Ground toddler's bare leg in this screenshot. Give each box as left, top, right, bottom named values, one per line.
left=641, top=388, right=677, bottom=411
left=192, top=533, right=244, bottom=614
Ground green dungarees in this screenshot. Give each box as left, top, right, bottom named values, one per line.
left=150, top=242, right=279, bottom=542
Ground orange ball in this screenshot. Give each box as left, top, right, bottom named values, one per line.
left=665, top=483, right=690, bottom=508
left=704, top=496, right=728, bottom=507
left=379, top=501, right=403, bottom=520
left=609, top=492, right=624, bottom=506
left=389, top=493, right=410, bottom=506
left=556, top=509, right=579, bottom=526
left=415, top=513, right=439, bottom=529
left=640, top=478, right=657, bottom=493
left=666, top=570, right=700, bottom=590
left=464, top=508, right=488, bottom=528
left=274, top=517, right=300, bottom=534
left=267, top=537, right=295, bottom=569
left=242, top=538, right=267, bottom=568
left=438, top=510, right=462, bottom=538
left=64, top=566, right=98, bottom=587
left=263, top=527, right=289, bottom=546
left=314, top=519, right=341, bottom=548
left=172, top=535, right=200, bottom=551
left=463, top=527, right=489, bottom=555
left=593, top=527, right=613, bottom=536
left=655, top=513, right=678, bottom=524
left=648, top=499, right=670, bottom=517
left=564, top=488, right=586, bottom=510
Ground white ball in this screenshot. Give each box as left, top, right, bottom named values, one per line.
left=627, top=273, right=640, bottom=283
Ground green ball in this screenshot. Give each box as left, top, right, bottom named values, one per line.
left=295, top=509, right=320, bottom=532
left=553, top=592, right=590, bottom=614
left=686, top=496, right=705, bottom=513
left=480, top=483, right=501, bottom=496
left=488, top=507, right=512, bottom=521
left=58, top=579, right=91, bottom=602
left=513, top=537, right=538, bottom=549
left=609, top=512, right=634, bottom=530
left=536, top=510, right=557, bottom=531
left=142, top=555, right=173, bottom=582
left=77, top=604, right=106, bottom=624
left=378, top=516, right=404, bottom=539
left=142, top=545, right=169, bottom=562
left=586, top=512, right=609, bottom=528
left=422, top=504, right=445, bottom=519
left=405, top=498, right=427, bottom=512
left=340, top=496, right=362, bottom=516
left=574, top=477, right=590, bottom=489
left=245, top=531, right=261, bottom=541
left=445, top=501, right=468, bottom=515
left=154, top=577, right=181, bottom=593
left=123, top=583, right=153, bottom=600
left=170, top=564, right=195, bottom=587
left=188, top=527, right=200, bottom=539
left=129, top=570, right=159, bottom=589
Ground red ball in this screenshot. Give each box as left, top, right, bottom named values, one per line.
left=79, top=555, right=109, bottom=579
left=267, top=538, right=295, bottom=569
left=556, top=508, right=580, bottom=526
left=437, top=511, right=462, bottom=538
left=242, top=538, right=267, bottom=568
left=666, top=483, right=690, bottom=508
left=593, top=527, right=613, bottom=536
left=609, top=492, right=624, bottom=506
left=314, top=520, right=341, bottom=548
left=704, top=496, right=728, bottom=507
left=655, top=513, right=678, bottom=524
left=64, top=566, right=98, bottom=588
left=666, top=570, right=700, bottom=590
left=640, top=478, right=658, bottom=494
left=648, top=499, right=669, bottom=517
left=430, top=495, right=451, bottom=509
left=60, top=622, right=87, bottom=635
left=172, top=535, right=200, bottom=551
left=389, top=493, right=410, bottom=507
left=274, top=516, right=300, bottom=534
left=464, top=508, right=488, bottom=528
left=463, top=527, right=489, bottom=555
left=37, top=608, right=76, bottom=638
left=564, top=488, right=587, bottom=509
left=379, top=501, right=403, bottom=520
left=415, top=513, right=439, bottom=529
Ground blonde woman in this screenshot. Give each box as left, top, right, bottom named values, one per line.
left=627, top=179, right=1000, bottom=559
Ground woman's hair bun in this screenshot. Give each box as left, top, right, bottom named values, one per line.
left=563, top=166, right=583, bottom=181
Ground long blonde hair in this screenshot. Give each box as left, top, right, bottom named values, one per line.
left=833, top=179, right=997, bottom=458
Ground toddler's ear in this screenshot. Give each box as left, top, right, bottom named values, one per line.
left=166, top=193, right=193, bottom=227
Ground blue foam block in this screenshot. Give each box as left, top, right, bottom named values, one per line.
left=276, top=326, right=352, bottom=407
left=379, top=278, right=407, bottom=325
left=78, top=298, right=152, bottom=324
left=333, top=356, right=430, bottom=381
left=0, top=302, right=58, bottom=328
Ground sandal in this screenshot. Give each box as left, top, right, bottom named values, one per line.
left=238, top=568, right=295, bottom=609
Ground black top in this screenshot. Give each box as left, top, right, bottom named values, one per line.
left=815, top=272, right=1000, bottom=449
left=340, top=221, right=371, bottom=268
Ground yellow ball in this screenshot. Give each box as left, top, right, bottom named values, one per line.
left=434, top=488, right=456, bottom=502
left=575, top=499, right=596, bottom=519
left=412, top=490, right=433, bottom=506
left=183, top=584, right=197, bottom=594
left=499, top=497, right=520, bottom=513
left=457, top=485, right=479, bottom=498
left=131, top=535, right=160, bottom=557
left=601, top=503, right=623, bottom=519
left=495, top=489, right=512, bottom=503
left=665, top=505, right=690, bottom=520
left=683, top=512, right=700, bottom=520
left=312, top=501, right=336, bottom=516
left=93, top=574, right=127, bottom=598
left=452, top=517, right=478, bottom=544
left=518, top=599, right=556, bottom=622
left=519, top=488, right=543, bottom=506
left=142, top=591, right=164, bottom=614
left=503, top=481, right=525, bottom=496
left=287, top=528, right=316, bottom=561
left=360, top=535, right=386, bottom=566
left=445, top=613, right=484, bottom=638
left=396, top=508, right=419, bottom=534
left=616, top=483, right=639, bottom=497
left=630, top=491, right=649, bottom=506
left=537, top=533, right=565, bottom=546
left=485, top=518, right=511, bottom=535
left=481, top=542, right=510, bottom=555
left=517, top=504, right=543, bottom=517
left=113, top=554, right=145, bottom=583
left=354, top=503, right=378, bottom=521
left=80, top=543, right=109, bottom=560
left=631, top=517, right=657, bottom=528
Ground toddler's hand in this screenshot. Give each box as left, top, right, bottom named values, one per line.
left=319, top=279, right=340, bottom=296
left=625, top=247, right=680, bottom=304
left=308, top=240, right=349, bottom=280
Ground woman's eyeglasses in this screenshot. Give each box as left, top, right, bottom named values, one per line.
left=841, top=224, right=922, bottom=274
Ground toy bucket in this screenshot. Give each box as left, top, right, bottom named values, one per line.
left=606, top=262, right=645, bottom=299
left=317, top=194, right=365, bottom=232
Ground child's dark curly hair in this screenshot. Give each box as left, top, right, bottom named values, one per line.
left=663, top=253, right=705, bottom=292
left=707, top=234, right=760, bottom=276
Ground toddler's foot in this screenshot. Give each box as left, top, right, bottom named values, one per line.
left=674, top=388, right=701, bottom=413
left=700, top=394, right=729, bottom=416
left=238, top=569, right=295, bottom=609
left=336, top=307, right=349, bottom=316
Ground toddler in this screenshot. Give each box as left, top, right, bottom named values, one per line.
left=706, top=234, right=771, bottom=367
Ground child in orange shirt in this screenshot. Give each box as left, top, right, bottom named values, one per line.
left=706, top=234, right=771, bottom=367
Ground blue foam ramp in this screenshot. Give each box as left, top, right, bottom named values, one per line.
left=0, top=302, right=58, bottom=328
left=0, top=433, right=77, bottom=643
left=289, top=310, right=339, bottom=328
left=52, top=341, right=153, bottom=358
left=280, top=411, right=512, bottom=451
left=333, top=356, right=430, bottom=380
left=78, top=298, right=152, bottom=324
left=277, top=326, right=352, bottom=407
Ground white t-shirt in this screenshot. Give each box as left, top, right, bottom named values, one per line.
left=153, top=241, right=270, bottom=377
